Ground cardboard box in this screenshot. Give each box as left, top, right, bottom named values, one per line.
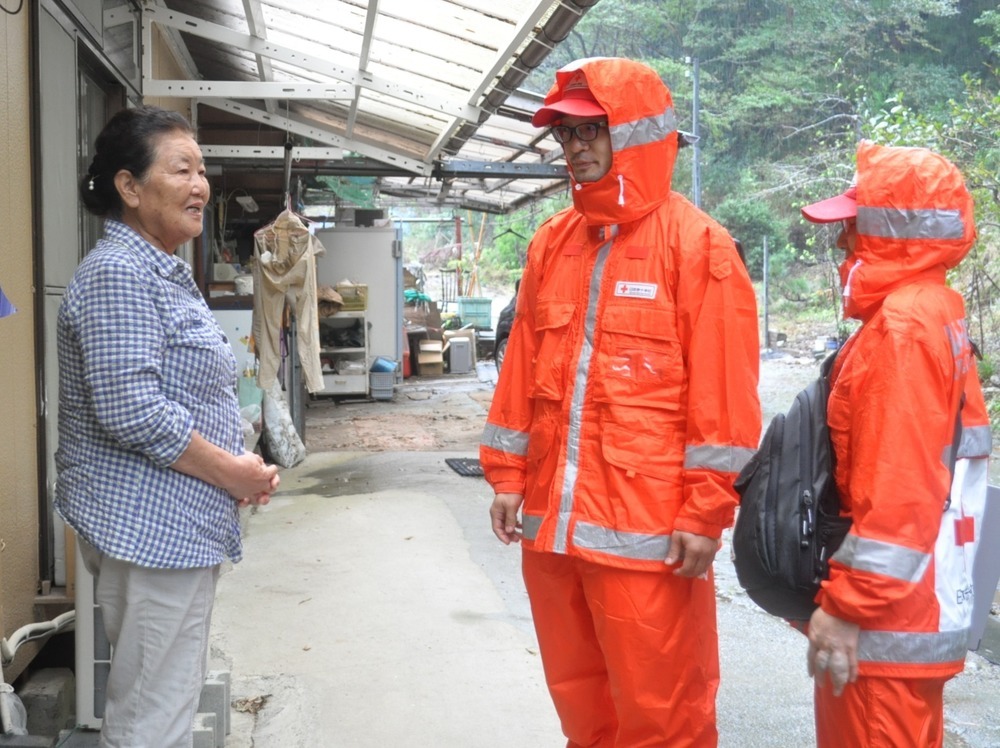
left=418, top=339, right=444, bottom=358
left=416, top=339, right=444, bottom=376
left=404, top=301, right=442, bottom=330
left=419, top=361, right=445, bottom=377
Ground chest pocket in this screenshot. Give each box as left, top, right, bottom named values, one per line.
left=530, top=299, right=577, bottom=401
left=164, top=311, right=236, bottom=400
left=593, top=304, right=684, bottom=410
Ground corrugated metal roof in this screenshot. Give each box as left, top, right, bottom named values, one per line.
left=141, top=0, right=599, bottom=216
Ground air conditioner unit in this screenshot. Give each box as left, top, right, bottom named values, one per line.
left=74, top=546, right=109, bottom=729
left=72, top=548, right=231, bottom=744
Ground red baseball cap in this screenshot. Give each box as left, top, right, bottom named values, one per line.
left=801, top=184, right=858, bottom=224
left=531, top=71, right=606, bottom=128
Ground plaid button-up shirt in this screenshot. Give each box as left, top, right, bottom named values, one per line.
left=56, top=220, right=244, bottom=568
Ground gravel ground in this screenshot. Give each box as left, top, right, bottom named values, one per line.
left=303, top=347, right=824, bottom=453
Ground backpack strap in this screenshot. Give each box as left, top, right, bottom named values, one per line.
left=819, top=348, right=838, bottom=380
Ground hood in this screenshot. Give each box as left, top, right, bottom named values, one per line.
left=543, top=58, right=679, bottom=227
left=844, top=141, right=976, bottom=319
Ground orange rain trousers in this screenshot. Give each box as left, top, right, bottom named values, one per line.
left=815, top=675, right=947, bottom=748
left=522, top=549, right=719, bottom=748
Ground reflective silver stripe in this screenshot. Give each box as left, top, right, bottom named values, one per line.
left=481, top=422, right=530, bottom=457
left=554, top=228, right=616, bottom=553
left=944, top=319, right=968, bottom=358
left=958, top=425, right=992, bottom=459
left=857, top=206, right=964, bottom=240
left=573, top=520, right=671, bottom=561
left=609, top=106, right=677, bottom=152
left=858, top=628, right=969, bottom=665
left=832, top=533, right=931, bottom=583
left=522, top=513, right=542, bottom=541
left=684, top=444, right=756, bottom=473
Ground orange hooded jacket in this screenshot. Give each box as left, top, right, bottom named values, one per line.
left=479, top=58, right=761, bottom=571
left=821, top=141, right=992, bottom=678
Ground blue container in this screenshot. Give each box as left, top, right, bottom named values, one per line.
left=370, top=356, right=397, bottom=373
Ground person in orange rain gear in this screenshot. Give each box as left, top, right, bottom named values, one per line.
left=800, top=141, right=992, bottom=748
left=479, top=57, right=761, bottom=748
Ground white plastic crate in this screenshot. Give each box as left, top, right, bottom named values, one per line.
left=369, top=371, right=395, bottom=400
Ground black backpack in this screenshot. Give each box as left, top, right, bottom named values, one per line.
left=732, top=351, right=852, bottom=621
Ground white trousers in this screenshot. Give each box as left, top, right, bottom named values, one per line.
left=80, top=540, right=219, bottom=748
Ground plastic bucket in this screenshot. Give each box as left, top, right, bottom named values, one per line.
left=370, top=356, right=397, bottom=373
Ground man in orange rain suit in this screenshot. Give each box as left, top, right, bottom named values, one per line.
left=801, top=141, right=992, bottom=748
left=479, top=57, right=761, bottom=747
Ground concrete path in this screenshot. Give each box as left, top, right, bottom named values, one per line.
left=209, top=365, right=1000, bottom=747
left=210, top=450, right=560, bottom=747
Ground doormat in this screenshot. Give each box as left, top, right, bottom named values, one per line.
left=445, top=458, right=484, bottom=477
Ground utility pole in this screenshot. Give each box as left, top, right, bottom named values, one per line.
left=690, top=56, right=701, bottom=208
left=762, top=236, right=770, bottom=355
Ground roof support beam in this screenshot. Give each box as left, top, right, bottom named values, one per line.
left=201, top=145, right=347, bottom=161
left=145, top=81, right=354, bottom=100
left=203, top=158, right=417, bottom=178
left=195, top=98, right=433, bottom=177
left=241, top=0, right=276, bottom=113
left=424, top=0, right=554, bottom=163
left=478, top=131, right=561, bottom=194
left=143, top=6, right=481, bottom=122
left=347, top=0, right=381, bottom=137
left=134, top=0, right=201, bottom=83
left=199, top=149, right=565, bottom=180
left=435, top=161, right=565, bottom=179
left=378, top=186, right=509, bottom=215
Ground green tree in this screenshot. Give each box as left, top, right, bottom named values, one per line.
left=862, top=79, right=1000, bottom=376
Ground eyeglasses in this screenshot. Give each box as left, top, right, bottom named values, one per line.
left=550, top=122, right=608, bottom=144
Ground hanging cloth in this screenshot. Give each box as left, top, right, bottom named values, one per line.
left=252, top=208, right=326, bottom=393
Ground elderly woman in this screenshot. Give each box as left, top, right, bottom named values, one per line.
left=56, top=105, right=279, bottom=747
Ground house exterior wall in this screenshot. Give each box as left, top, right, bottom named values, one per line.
left=147, top=25, right=193, bottom=121
left=0, top=1, right=197, bottom=683
left=0, top=3, right=44, bottom=681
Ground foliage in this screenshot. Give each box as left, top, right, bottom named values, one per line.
left=977, top=8, right=1000, bottom=55
left=710, top=193, right=786, bottom=278
left=518, top=0, right=995, bottom=250
left=432, top=0, right=1000, bottom=374
left=309, top=176, right=377, bottom=208
left=859, top=77, right=1000, bottom=368
left=394, top=192, right=571, bottom=294
left=979, top=354, right=996, bottom=386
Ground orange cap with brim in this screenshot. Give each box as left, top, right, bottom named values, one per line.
left=801, top=185, right=858, bottom=224
left=531, top=71, right=607, bottom=127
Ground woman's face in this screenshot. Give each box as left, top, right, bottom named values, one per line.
left=117, top=130, right=210, bottom=253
